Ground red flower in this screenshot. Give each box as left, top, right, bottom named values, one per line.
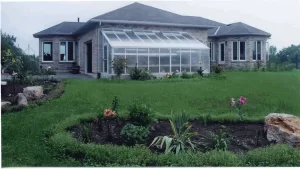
left=239, top=96, right=247, bottom=105
left=104, top=109, right=112, bottom=117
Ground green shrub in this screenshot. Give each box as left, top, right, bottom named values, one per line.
left=128, top=103, right=154, bottom=126
left=120, top=124, right=150, bottom=146
left=79, top=123, right=93, bottom=143
left=111, top=96, right=119, bottom=113
left=197, top=67, right=205, bottom=76
left=180, top=72, right=193, bottom=79
left=209, top=125, right=230, bottom=151
left=213, top=64, right=223, bottom=74
left=130, top=64, right=142, bottom=80
left=244, top=144, right=300, bottom=166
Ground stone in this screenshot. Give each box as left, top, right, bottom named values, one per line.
left=15, top=93, right=28, bottom=106
left=1, top=81, right=7, bottom=85
left=23, top=86, right=43, bottom=100
left=1, top=101, right=11, bottom=107
left=264, top=113, right=300, bottom=147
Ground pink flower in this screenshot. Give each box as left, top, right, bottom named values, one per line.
left=231, top=98, right=236, bottom=107
left=239, top=96, right=247, bottom=105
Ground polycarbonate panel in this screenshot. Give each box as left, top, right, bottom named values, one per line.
left=125, top=31, right=142, bottom=42
left=116, top=34, right=130, bottom=41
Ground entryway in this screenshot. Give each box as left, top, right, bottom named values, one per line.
left=86, top=42, right=92, bottom=73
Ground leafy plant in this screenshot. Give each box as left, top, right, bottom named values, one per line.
left=128, top=103, right=154, bottom=126
left=209, top=125, right=229, bottom=151
left=79, top=123, right=93, bottom=143
left=149, top=113, right=200, bottom=155
left=130, top=64, right=156, bottom=81
left=197, top=67, right=205, bottom=76
left=180, top=72, right=193, bottom=79
left=139, top=69, right=154, bottom=81
left=130, top=63, right=142, bottom=80
left=111, top=96, right=119, bottom=113
left=120, top=123, right=150, bottom=146
left=112, top=56, right=127, bottom=79
left=214, top=64, right=223, bottom=74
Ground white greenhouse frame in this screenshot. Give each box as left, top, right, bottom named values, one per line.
left=102, top=29, right=210, bottom=75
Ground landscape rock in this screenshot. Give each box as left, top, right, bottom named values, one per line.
left=1, top=101, right=11, bottom=107
left=15, top=93, right=28, bottom=106
left=23, top=86, right=43, bottom=100
left=264, top=113, right=300, bottom=147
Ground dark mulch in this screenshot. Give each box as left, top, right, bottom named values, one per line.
left=69, top=119, right=272, bottom=153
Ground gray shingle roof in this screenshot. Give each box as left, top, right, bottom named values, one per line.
left=92, top=2, right=224, bottom=28
left=33, top=22, right=85, bottom=38
left=208, top=22, right=271, bottom=37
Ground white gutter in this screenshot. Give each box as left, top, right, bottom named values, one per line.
left=90, top=19, right=217, bottom=29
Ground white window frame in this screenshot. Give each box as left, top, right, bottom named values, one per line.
left=253, top=40, right=262, bottom=61
left=209, top=42, right=215, bottom=61
left=59, top=41, right=75, bottom=62
left=103, top=44, right=108, bottom=73
left=42, top=41, right=53, bottom=62
left=219, top=42, right=225, bottom=64
left=232, top=41, right=246, bottom=61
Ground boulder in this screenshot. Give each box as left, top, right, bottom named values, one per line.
left=1, top=101, right=11, bottom=107
left=264, top=113, right=300, bottom=147
left=23, top=86, right=43, bottom=100
left=15, top=93, right=28, bottom=106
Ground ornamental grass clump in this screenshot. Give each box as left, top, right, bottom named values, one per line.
left=231, top=96, right=247, bottom=120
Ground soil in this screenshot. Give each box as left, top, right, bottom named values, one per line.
left=69, top=119, right=273, bottom=154
left=1, top=81, right=57, bottom=103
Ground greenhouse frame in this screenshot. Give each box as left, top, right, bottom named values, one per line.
left=102, top=29, right=210, bottom=76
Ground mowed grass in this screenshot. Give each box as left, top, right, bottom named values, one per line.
left=2, top=71, right=300, bottom=166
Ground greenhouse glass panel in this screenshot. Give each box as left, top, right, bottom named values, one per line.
left=138, top=56, right=148, bottom=69
left=125, top=31, right=142, bottom=42
left=191, top=50, right=201, bottom=72
left=171, top=49, right=180, bottom=72
left=114, top=48, right=125, bottom=54
left=116, top=33, right=130, bottom=41
left=181, top=50, right=191, bottom=72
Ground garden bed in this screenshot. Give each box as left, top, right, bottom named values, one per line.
left=69, top=119, right=272, bottom=153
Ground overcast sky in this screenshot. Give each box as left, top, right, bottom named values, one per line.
left=1, top=0, right=300, bottom=55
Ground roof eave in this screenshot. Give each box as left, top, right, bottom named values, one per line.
left=90, top=19, right=217, bottom=29
left=208, top=33, right=271, bottom=38
left=33, top=33, right=74, bottom=38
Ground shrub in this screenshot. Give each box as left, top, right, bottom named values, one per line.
left=112, top=56, right=127, bottom=79
left=213, top=64, right=223, bottom=74
left=130, top=63, right=142, bottom=80
left=111, top=96, right=119, bottom=113
left=128, top=103, right=154, bottom=126
left=209, top=125, right=230, bottom=151
left=197, top=67, right=205, bottom=76
left=79, top=123, right=93, bottom=143
left=180, top=72, right=193, bottom=79
left=139, top=69, right=154, bottom=81
left=120, top=124, right=150, bottom=146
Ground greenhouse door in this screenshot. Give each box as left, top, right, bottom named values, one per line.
left=86, top=42, right=92, bottom=73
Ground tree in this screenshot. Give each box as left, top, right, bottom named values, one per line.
left=269, top=45, right=277, bottom=62
left=1, top=31, right=24, bottom=67
left=276, top=44, right=300, bottom=63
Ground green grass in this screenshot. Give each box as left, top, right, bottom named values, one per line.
left=2, top=71, right=300, bottom=166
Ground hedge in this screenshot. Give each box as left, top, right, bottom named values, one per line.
left=46, top=113, right=300, bottom=167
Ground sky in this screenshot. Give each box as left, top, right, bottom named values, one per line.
left=1, top=0, right=300, bottom=55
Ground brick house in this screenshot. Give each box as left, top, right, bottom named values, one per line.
left=33, top=2, right=271, bottom=78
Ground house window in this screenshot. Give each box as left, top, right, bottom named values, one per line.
left=43, top=42, right=52, bottom=61
left=253, top=41, right=262, bottom=60
left=60, top=41, right=75, bottom=61
left=209, top=42, right=214, bottom=61
left=232, top=41, right=246, bottom=61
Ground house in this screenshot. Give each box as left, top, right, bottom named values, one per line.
left=33, top=2, right=271, bottom=78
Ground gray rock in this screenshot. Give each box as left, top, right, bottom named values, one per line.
left=23, top=86, right=43, bottom=100
left=265, top=113, right=300, bottom=147
left=15, top=93, right=28, bottom=106
left=1, top=101, right=11, bottom=107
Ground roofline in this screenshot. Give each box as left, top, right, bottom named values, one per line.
left=208, top=33, right=271, bottom=38
left=33, top=33, right=74, bottom=38
left=90, top=19, right=217, bottom=29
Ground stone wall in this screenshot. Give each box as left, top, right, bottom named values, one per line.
left=39, top=36, right=77, bottom=72
left=208, top=36, right=269, bottom=70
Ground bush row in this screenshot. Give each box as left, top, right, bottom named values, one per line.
left=46, top=113, right=300, bottom=167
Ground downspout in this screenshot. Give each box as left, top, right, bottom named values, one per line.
left=98, top=22, right=102, bottom=76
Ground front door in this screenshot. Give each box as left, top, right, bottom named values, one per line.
left=219, top=42, right=225, bottom=64
left=86, top=42, right=92, bottom=73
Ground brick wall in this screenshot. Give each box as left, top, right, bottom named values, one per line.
left=208, top=36, right=269, bottom=70
left=39, top=36, right=77, bottom=72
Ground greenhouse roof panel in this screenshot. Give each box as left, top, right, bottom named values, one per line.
left=102, top=29, right=209, bottom=49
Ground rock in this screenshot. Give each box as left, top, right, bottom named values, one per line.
left=15, top=93, right=28, bottom=106
left=264, top=113, right=300, bottom=147
left=1, top=101, right=11, bottom=107
left=1, top=81, right=7, bottom=85
left=23, top=86, right=43, bottom=100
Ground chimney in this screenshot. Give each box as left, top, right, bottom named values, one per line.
left=77, top=17, right=80, bottom=22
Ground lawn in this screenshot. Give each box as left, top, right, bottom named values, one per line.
left=2, top=71, right=300, bottom=166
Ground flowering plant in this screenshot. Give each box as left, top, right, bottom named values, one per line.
left=231, top=96, right=247, bottom=120
left=104, top=108, right=117, bottom=118
left=112, top=56, right=127, bottom=79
